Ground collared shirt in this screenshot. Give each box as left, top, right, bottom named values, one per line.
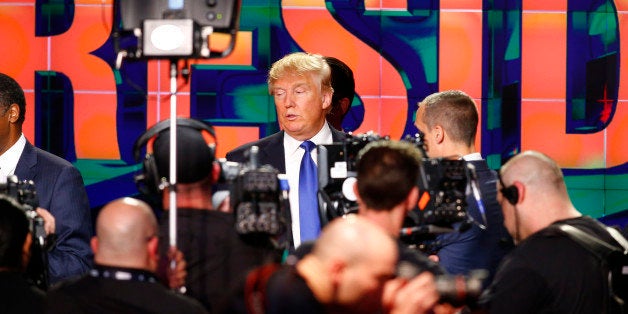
left=462, top=152, right=482, bottom=161
left=283, top=124, right=333, bottom=248
left=0, top=134, right=26, bottom=178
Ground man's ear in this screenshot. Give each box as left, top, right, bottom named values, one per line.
left=353, top=181, right=361, bottom=204
left=339, top=98, right=351, bottom=116
left=8, top=104, right=19, bottom=123
left=329, top=259, right=346, bottom=285
left=211, top=161, right=221, bottom=183
left=433, top=125, right=444, bottom=144
left=147, top=236, right=159, bottom=260
left=90, top=236, right=99, bottom=255
left=405, top=186, right=419, bottom=212
left=322, top=92, right=332, bottom=111
left=22, top=233, right=32, bottom=268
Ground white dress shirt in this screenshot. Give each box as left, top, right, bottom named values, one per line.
left=283, top=124, right=333, bottom=248
left=462, top=152, right=482, bottom=161
left=0, top=134, right=26, bottom=178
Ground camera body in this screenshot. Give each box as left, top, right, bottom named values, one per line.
left=317, top=132, right=472, bottom=248
left=398, top=260, right=487, bottom=307
left=317, top=132, right=387, bottom=224
left=218, top=146, right=288, bottom=240
left=0, top=175, right=50, bottom=290
left=0, top=176, right=44, bottom=244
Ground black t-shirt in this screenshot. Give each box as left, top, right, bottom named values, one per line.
left=0, top=271, right=45, bottom=314
left=265, top=265, right=324, bottom=314
left=159, top=208, right=282, bottom=313
left=45, top=265, right=207, bottom=314
left=480, top=216, right=620, bottom=314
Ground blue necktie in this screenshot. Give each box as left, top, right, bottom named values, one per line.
left=299, top=140, right=321, bottom=242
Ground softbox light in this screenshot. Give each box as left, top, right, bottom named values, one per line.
left=113, top=0, right=241, bottom=60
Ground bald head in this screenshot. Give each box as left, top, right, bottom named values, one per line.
left=500, top=150, right=568, bottom=199
left=305, top=215, right=398, bottom=313
left=93, top=197, right=158, bottom=270
left=312, top=215, right=397, bottom=264
left=499, top=151, right=580, bottom=241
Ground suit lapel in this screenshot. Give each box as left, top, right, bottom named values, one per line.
left=14, top=141, right=37, bottom=181
left=258, top=132, right=286, bottom=173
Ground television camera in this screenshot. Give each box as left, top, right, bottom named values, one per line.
left=0, top=175, right=53, bottom=290
left=218, top=146, right=289, bottom=248
left=317, top=132, right=482, bottom=252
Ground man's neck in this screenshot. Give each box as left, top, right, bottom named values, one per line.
left=162, top=186, right=213, bottom=210
left=0, top=129, right=22, bottom=156
left=165, top=196, right=213, bottom=210
left=94, top=258, right=153, bottom=273
left=297, top=256, right=333, bottom=304
left=436, top=141, right=475, bottom=159
left=525, top=204, right=582, bottom=240
left=359, top=206, right=405, bottom=238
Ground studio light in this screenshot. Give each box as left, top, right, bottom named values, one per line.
left=113, top=0, right=241, bottom=62
left=143, top=19, right=195, bottom=57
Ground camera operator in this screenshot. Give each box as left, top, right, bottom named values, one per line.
left=0, top=195, right=45, bottom=313
left=355, top=140, right=461, bottom=314
left=414, top=90, right=513, bottom=284
left=0, top=72, right=93, bottom=285
left=478, top=151, right=625, bottom=314
left=45, top=197, right=207, bottom=313
left=239, top=215, right=400, bottom=314
left=141, top=119, right=281, bottom=313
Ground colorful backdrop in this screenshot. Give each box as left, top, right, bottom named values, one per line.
left=0, top=0, right=626, bottom=226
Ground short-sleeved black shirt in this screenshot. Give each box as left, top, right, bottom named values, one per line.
left=480, top=216, right=620, bottom=314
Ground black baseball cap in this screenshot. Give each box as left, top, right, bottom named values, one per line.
left=153, top=126, right=215, bottom=183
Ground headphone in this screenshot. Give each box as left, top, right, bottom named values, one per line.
left=133, top=118, right=217, bottom=196
left=498, top=174, right=519, bottom=206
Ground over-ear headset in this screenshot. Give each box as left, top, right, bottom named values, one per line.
left=133, top=118, right=217, bottom=196
left=498, top=174, right=519, bottom=206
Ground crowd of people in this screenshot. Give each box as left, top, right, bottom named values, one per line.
left=0, top=51, right=626, bottom=314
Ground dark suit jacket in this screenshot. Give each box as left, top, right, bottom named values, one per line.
left=226, top=127, right=346, bottom=249
left=435, top=160, right=514, bottom=286
left=225, top=127, right=346, bottom=173
left=15, top=141, right=93, bottom=285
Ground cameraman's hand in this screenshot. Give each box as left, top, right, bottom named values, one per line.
left=429, top=254, right=439, bottom=263
left=36, top=207, right=55, bottom=235
left=384, top=272, right=439, bottom=314
left=166, top=246, right=187, bottom=291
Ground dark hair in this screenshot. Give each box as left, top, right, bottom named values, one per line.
left=356, top=140, right=422, bottom=210
left=0, top=73, right=26, bottom=125
left=0, top=195, right=30, bottom=269
left=420, top=90, right=478, bottom=146
left=325, top=56, right=355, bottom=111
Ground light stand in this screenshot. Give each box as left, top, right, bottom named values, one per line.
left=114, top=0, right=241, bottom=288
left=168, top=59, right=179, bottom=250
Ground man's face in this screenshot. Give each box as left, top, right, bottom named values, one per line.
left=414, top=105, right=438, bottom=157
left=0, top=104, right=15, bottom=154
left=335, top=251, right=397, bottom=313
left=271, top=72, right=330, bottom=141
